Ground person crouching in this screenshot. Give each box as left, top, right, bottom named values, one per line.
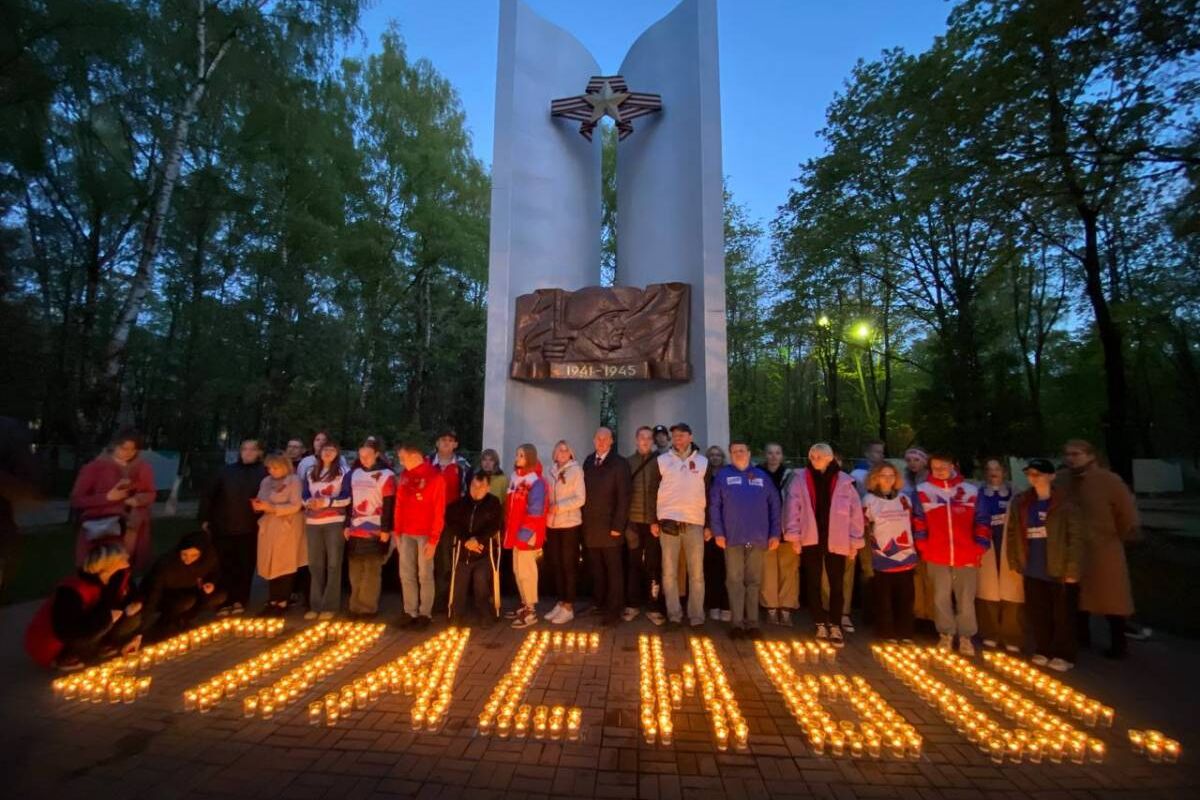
left=25, top=543, right=143, bottom=670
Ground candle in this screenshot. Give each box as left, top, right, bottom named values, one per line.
left=1163, top=739, right=1180, bottom=764
left=308, top=701, right=323, bottom=725
left=1088, top=739, right=1105, bottom=763
left=1147, top=739, right=1164, bottom=763
left=714, top=725, right=729, bottom=751
left=1026, top=739, right=1043, bottom=764
left=734, top=721, right=750, bottom=750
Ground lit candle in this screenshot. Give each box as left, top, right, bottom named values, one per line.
left=1163, top=739, right=1180, bottom=764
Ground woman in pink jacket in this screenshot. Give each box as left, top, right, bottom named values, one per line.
left=784, top=443, right=864, bottom=647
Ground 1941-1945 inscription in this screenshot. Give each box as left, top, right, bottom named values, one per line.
left=510, top=283, right=690, bottom=381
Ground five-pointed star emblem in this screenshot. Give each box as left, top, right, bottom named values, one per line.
left=584, top=80, right=631, bottom=123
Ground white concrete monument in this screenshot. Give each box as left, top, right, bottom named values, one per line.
left=483, top=0, right=729, bottom=460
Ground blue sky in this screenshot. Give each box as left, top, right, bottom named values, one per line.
left=351, top=1, right=954, bottom=227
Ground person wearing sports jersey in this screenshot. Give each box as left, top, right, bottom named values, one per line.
left=1007, top=458, right=1084, bottom=672
left=861, top=462, right=917, bottom=641
left=974, top=457, right=1023, bottom=652
left=344, top=439, right=395, bottom=618
left=301, top=439, right=351, bottom=619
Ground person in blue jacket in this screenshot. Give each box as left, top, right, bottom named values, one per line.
left=709, top=438, right=781, bottom=640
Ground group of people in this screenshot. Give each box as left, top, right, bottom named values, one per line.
left=25, top=424, right=1140, bottom=677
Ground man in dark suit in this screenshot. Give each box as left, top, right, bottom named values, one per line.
left=582, top=427, right=632, bottom=626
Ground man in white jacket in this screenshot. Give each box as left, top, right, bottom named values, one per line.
left=656, top=423, right=709, bottom=627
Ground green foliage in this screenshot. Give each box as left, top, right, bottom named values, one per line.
left=1, top=2, right=488, bottom=456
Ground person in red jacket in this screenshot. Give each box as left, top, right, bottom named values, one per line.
left=25, top=543, right=143, bottom=670
left=505, top=443, right=548, bottom=629
left=913, top=452, right=987, bottom=655
left=393, top=441, right=445, bottom=629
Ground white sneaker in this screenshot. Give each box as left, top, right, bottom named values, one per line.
left=766, top=609, right=779, bottom=625
left=982, top=638, right=997, bottom=648
left=780, top=609, right=792, bottom=626
left=829, top=626, right=845, bottom=648
left=841, top=615, right=855, bottom=633
left=303, top=610, right=318, bottom=621
left=1005, top=644, right=1021, bottom=654
left=815, top=623, right=828, bottom=639
left=622, top=607, right=640, bottom=622
left=1048, top=658, right=1074, bottom=672
left=709, top=608, right=721, bottom=621
left=1031, top=654, right=1049, bottom=666
left=551, top=608, right=574, bottom=625
left=318, top=611, right=334, bottom=621
left=544, top=602, right=564, bottom=621
left=937, top=634, right=954, bottom=651
left=720, top=610, right=732, bottom=622
left=959, top=638, right=976, bottom=657
left=646, top=611, right=667, bottom=626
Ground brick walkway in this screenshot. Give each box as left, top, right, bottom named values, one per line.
left=1, top=596, right=1198, bottom=799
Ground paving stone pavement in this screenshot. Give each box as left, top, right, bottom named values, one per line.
left=1, top=596, right=1198, bottom=799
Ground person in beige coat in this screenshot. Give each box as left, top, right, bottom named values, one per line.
left=253, top=454, right=307, bottom=616
left=1058, top=439, right=1139, bottom=659
left=974, top=458, right=1024, bottom=652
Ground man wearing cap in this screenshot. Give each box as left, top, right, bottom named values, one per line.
left=1006, top=458, right=1084, bottom=672
left=656, top=423, right=709, bottom=627
left=652, top=425, right=671, bottom=455
left=428, top=430, right=472, bottom=612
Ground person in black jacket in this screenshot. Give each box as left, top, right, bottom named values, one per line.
left=140, top=530, right=226, bottom=640
left=199, top=439, right=267, bottom=615
left=447, top=473, right=503, bottom=626
left=582, top=427, right=632, bottom=626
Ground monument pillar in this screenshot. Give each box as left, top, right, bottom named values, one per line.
left=615, top=0, right=729, bottom=449
left=482, top=0, right=603, bottom=461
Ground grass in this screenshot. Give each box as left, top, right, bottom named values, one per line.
left=1, top=517, right=198, bottom=606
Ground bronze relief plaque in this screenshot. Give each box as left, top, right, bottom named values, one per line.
left=510, top=282, right=691, bottom=381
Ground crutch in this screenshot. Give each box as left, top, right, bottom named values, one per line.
left=446, top=536, right=459, bottom=621
left=489, top=534, right=501, bottom=618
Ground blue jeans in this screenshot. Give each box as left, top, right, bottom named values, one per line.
left=660, top=522, right=705, bottom=623
left=305, top=523, right=344, bottom=613
left=397, top=534, right=436, bottom=617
